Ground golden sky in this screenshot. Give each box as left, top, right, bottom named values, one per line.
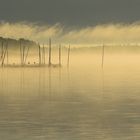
left=1, top=22, right=140, bottom=46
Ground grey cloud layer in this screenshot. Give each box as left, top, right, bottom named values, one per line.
left=0, top=0, right=140, bottom=26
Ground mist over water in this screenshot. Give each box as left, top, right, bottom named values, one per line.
left=1, top=48, right=140, bottom=140
left=2, top=22, right=140, bottom=45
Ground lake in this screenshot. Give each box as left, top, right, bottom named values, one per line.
left=0, top=52, right=140, bottom=140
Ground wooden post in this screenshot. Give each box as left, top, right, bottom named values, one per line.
left=48, top=38, right=52, bottom=66
left=23, top=45, right=26, bottom=65
left=59, top=44, right=61, bottom=66
left=49, top=39, right=52, bottom=66
left=0, top=41, right=3, bottom=61
left=6, top=41, right=9, bottom=65
left=1, top=43, right=7, bottom=66
left=42, top=44, right=45, bottom=65
left=102, top=44, right=105, bottom=69
left=38, top=43, right=41, bottom=65
left=20, top=40, right=23, bottom=66
left=41, top=47, right=43, bottom=64
left=1, top=41, right=4, bottom=62
left=43, top=44, right=45, bottom=65
left=67, top=45, right=71, bottom=67
left=24, top=46, right=30, bottom=65
left=1, top=41, right=4, bottom=66
left=1, top=42, right=4, bottom=66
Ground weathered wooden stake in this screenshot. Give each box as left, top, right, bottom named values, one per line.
left=1, top=43, right=7, bottom=66
left=24, top=46, right=30, bottom=65
left=20, top=40, right=23, bottom=65
left=0, top=41, right=3, bottom=61
left=42, top=44, right=45, bottom=65
left=6, top=41, right=9, bottom=65
left=59, top=44, right=61, bottom=66
left=38, top=43, right=41, bottom=65
left=67, top=45, right=71, bottom=67
left=102, top=44, right=105, bottom=69
left=48, top=39, right=52, bottom=66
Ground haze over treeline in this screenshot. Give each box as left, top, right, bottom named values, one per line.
left=1, top=0, right=140, bottom=46
left=1, top=22, right=140, bottom=46
left=1, top=36, right=140, bottom=56
left=0, top=37, right=37, bottom=49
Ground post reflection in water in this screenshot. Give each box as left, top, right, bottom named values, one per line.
left=0, top=62, right=140, bottom=140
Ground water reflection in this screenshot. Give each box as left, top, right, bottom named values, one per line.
left=0, top=65, right=140, bottom=140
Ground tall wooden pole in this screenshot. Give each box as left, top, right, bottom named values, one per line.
left=44, top=44, right=46, bottom=65
left=1, top=44, right=7, bottom=66
left=1, top=41, right=4, bottom=61
left=20, top=40, right=22, bottom=65
left=59, top=44, right=61, bottom=66
left=41, top=46, right=43, bottom=65
left=42, top=44, right=45, bottom=65
left=23, top=45, right=26, bottom=65
left=48, top=38, right=52, bottom=66
left=102, top=44, right=105, bottom=69
left=24, top=46, right=30, bottom=65
left=6, top=41, right=9, bottom=65
left=38, top=43, right=41, bottom=65
left=1, top=41, right=4, bottom=66
left=67, top=45, right=71, bottom=67
left=0, top=41, right=3, bottom=61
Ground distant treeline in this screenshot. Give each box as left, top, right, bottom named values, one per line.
left=0, top=37, right=37, bottom=50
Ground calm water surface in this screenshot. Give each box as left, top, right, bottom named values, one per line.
left=0, top=62, right=140, bottom=140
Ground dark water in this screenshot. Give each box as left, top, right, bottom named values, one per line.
left=0, top=62, right=140, bottom=140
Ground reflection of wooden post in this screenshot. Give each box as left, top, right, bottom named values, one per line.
left=67, top=45, right=71, bottom=67
left=59, top=44, right=61, bottom=66
left=102, top=44, right=105, bottom=69
left=48, top=39, right=51, bottom=66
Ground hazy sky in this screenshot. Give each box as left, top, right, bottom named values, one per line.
left=1, top=0, right=140, bottom=45
left=0, top=0, right=140, bottom=27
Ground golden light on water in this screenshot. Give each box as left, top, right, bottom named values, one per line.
left=1, top=0, right=140, bottom=139
left=1, top=21, right=140, bottom=140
